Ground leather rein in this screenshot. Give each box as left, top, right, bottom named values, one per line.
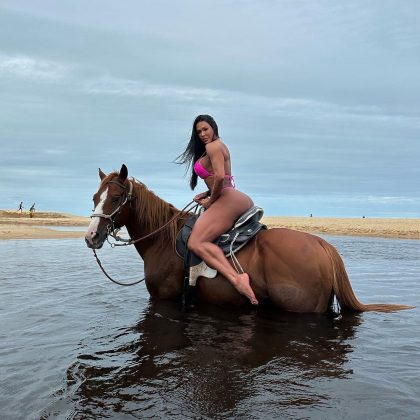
left=90, top=179, right=198, bottom=286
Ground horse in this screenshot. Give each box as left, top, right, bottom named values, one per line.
left=85, top=164, right=413, bottom=314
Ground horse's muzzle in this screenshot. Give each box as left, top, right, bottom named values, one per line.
left=84, top=231, right=106, bottom=249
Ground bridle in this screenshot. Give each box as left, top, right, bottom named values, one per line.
left=90, top=178, right=198, bottom=286
left=90, top=179, right=134, bottom=240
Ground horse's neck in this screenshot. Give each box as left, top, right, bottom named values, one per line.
left=124, top=189, right=180, bottom=259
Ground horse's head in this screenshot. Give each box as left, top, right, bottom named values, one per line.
left=85, top=164, right=133, bottom=249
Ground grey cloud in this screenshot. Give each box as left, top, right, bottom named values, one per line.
left=0, top=1, right=419, bottom=217
left=0, top=53, right=69, bottom=80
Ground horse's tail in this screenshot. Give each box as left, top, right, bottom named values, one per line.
left=320, top=240, right=414, bottom=313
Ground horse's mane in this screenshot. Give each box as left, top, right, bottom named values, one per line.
left=105, top=173, right=184, bottom=246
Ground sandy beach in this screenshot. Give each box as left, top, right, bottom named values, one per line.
left=1, top=209, right=419, bottom=240
left=0, top=210, right=89, bottom=240
left=263, top=216, right=420, bottom=239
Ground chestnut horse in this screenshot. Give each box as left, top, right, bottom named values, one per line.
left=85, top=164, right=412, bottom=314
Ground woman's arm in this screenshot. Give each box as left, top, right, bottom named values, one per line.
left=205, top=142, right=225, bottom=205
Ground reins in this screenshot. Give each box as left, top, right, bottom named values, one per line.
left=93, top=249, right=145, bottom=286
left=110, top=200, right=198, bottom=247
left=91, top=179, right=199, bottom=286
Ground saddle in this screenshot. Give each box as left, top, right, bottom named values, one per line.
left=176, top=206, right=266, bottom=289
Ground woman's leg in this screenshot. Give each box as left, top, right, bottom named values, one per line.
left=188, top=190, right=258, bottom=305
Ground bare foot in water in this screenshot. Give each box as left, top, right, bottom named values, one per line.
left=234, top=273, right=258, bottom=305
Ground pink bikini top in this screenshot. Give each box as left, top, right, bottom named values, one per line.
left=193, top=158, right=235, bottom=188
left=194, top=159, right=213, bottom=179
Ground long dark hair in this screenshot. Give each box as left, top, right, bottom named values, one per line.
left=175, top=115, right=219, bottom=190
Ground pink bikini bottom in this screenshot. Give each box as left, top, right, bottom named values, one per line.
left=222, top=175, right=235, bottom=189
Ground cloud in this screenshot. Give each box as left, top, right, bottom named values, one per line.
left=43, top=149, right=69, bottom=155
left=0, top=53, right=69, bottom=81
left=0, top=2, right=419, bottom=217
left=366, top=195, right=420, bottom=205
left=82, top=76, right=226, bottom=103
left=80, top=74, right=420, bottom=130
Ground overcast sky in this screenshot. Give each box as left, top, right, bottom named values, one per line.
left=0, top=0, right=419, bottom=217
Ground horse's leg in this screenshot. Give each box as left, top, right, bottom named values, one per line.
left=246, top=229, right=333, bottom=313
left=188, top=190, right=258, bottom=305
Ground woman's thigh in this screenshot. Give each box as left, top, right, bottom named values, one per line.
left=190, top=189, right=253, bottom=242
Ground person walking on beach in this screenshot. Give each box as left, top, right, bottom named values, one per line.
left=29, top=203, right=36, bottom=218
left=176, top=115, right=258, bottom=305
left=17, top=202, right=23, bottom=213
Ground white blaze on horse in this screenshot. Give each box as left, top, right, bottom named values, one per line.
left=85, top=164, right=413, bottom=314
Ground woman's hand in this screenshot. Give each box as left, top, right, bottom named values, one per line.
left=193, top=191, right=209, bottom=203
left=197, top=196, right=212, bottom=209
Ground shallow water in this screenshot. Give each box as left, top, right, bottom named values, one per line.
left=38, top=226, right=88, bottom=231
left=0, top=235, right=419, bottom=419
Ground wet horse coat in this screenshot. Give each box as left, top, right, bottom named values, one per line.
left=85, top=165, right=412, bottom=314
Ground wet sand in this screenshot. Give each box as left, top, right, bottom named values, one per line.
left=0, top=210, right=419, bottom=240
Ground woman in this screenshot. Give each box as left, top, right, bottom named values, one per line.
left=176, top=115, right=258, bottom=305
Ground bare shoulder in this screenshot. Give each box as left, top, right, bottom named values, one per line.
left=206, top=139, right=229, bottom=155
left=205, top=139, right=224, bottom=155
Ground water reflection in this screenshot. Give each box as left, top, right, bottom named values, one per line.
left=60, top=302, right=361, bottom=418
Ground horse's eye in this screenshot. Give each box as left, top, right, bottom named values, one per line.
left=111, top=196, right=120, bottom=204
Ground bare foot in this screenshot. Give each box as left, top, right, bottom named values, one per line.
left=234, top=273, right=259, bottom=305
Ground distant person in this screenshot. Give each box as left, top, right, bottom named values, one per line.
left=310, top=213, right=313, bottom=217
left=17, top=202, right=23, bottom=213
left=29, top=203, right=36, bottom=218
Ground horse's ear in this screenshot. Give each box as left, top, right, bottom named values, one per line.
left=119, top=164, right=128, bottom=182
left=99, top=168, right=106, bottom=180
